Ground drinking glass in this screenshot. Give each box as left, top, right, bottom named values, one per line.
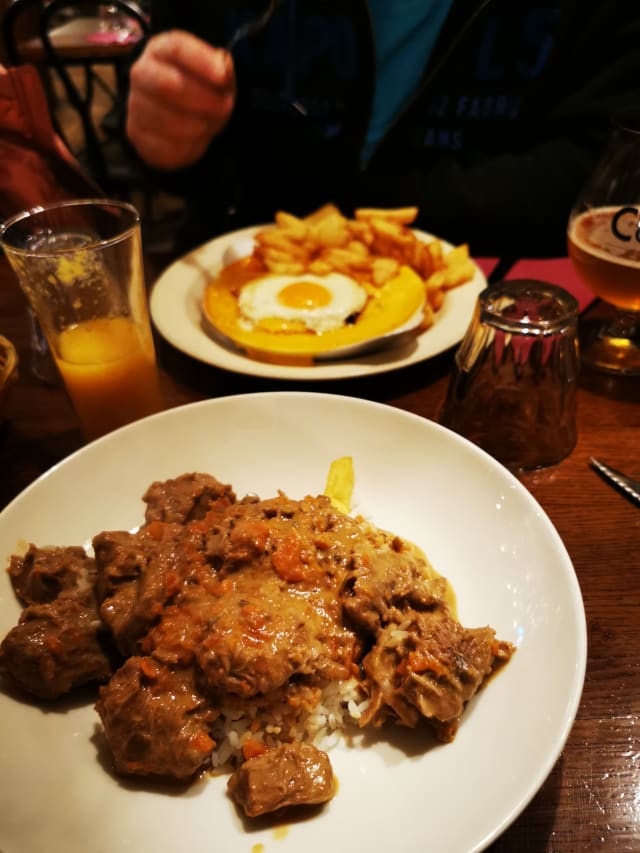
left=567, top=112, right=640, bottom=374
left=0, top=199, right=164, bottom=441
left=439, top=279, right=579, bottom=472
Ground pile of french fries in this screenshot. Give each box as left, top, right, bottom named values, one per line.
left=252, top=204, right=476, bottom=313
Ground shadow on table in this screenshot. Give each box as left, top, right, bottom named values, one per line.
left=156, top=335, right=455, bottom=413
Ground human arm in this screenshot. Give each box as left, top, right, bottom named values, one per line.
left=126, top=29, right=235, bottom=171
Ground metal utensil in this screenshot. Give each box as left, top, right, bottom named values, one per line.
left=226, top=0, right=277, bottom=51
left=590, top=457, right=640, bottom=506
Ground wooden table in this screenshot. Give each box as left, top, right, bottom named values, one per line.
left=1, top=251, right=639, bottom=852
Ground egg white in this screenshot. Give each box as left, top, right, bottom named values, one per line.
left=237, top=273, right=368, bottom=334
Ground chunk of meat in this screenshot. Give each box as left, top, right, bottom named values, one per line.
left=193, top=575, right=354, bottom=697
left=140, top=569, right=355, bottom=697
left=341, top=535, right=450, bottom=635
left=143, top=495, right=358, bottom=697
left=0, top=590, right=113, bottom=699
left=93, top=522, right=208, bottom=656
left=143, top=473, right=236, bottom=525
left=359, top=608, right=514, bottom=741
left=96, top=656, right=216, bottom=780
left=8, top=545, right=97, bottom=606
left=227, top=742, right=335, bottom=817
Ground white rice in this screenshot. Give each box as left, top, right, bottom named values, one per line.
left=209, top=677, right=371, bottom=772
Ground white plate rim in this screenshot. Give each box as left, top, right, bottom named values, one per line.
left=0, top=392, right=587, bottom=853
left=149, top=227, right=487, bottom=380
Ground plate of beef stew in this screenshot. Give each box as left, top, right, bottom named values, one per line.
left=0, top=392, right=586, bottom=853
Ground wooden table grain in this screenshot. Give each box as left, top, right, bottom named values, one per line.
left=1, top=251, right=639, bottom=852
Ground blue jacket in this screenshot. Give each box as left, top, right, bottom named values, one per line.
left=148, top=0, right=640, bottom=256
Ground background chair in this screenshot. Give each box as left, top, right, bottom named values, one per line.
left=2, top=0, right=184, bottom=250
left=2, top=0, right=148, bottom=196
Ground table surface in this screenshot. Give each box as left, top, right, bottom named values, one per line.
left=1, top=250, right=639, bottom=853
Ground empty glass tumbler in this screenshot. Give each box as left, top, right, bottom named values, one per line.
left=439, top=280, right=579, bottom=472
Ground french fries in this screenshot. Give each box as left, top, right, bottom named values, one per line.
left=251, top=204, right=475, bottom=328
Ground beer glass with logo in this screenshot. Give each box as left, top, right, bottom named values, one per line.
left=567, top=112, right=640, bottom=374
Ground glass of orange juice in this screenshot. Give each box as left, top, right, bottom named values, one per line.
left=0, top=199, right=165, bottom=441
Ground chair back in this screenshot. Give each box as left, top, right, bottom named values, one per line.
left=2, top=0, right=149, bottom=191
left=2, top=0, right=41, bottom=65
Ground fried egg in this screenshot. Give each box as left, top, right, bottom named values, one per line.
left=237, top=273, right=368, bottom=334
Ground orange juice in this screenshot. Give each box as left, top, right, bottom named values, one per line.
left=55, top=316, right=164, bottom=441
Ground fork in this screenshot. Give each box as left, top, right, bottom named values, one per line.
left=226, top=0, right=278, bottom=51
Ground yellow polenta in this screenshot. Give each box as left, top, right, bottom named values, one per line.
left=202, top=258, right=425, bottom=362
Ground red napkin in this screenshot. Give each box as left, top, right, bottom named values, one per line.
left=85, top=26, right=142, bottom=45
left=475, top=257, right=499, bottom=278
left=475, top=257, right=595, bottom=312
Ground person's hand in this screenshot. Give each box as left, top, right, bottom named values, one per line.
left=126, top=30, right=236, bottom=170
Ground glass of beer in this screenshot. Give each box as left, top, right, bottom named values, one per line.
left=567, top=112, right=640, bottom=374
left=0, top=199, right=165, bottom=441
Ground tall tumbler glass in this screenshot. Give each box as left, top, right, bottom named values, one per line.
left=0, top=199, right=165, bottom=441
left=439, top=279, right=579, bottom=472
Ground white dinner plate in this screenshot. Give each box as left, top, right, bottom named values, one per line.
left=0, top=393, right=586, bottom=853
left=149, top=226, right=487, bottom=380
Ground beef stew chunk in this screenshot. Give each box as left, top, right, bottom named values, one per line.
left=359, top=608, right=512, bottom=741
left=93, top=521, right=208, bottom=656
left=96, top=656, right=215, bottom=780
left=228, top=742, right=334, bottom=817
left=0, top=589, right=113, bottom=699
left=8, top=545, right=97, bottom=606
left=143, top=472, right=236, bottom=525
left=157, top=496, right=356, bottom=697
left=341, top=535, right=450, bottom=635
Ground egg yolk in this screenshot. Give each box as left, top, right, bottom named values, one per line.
left=277, top=281, right=332, bottom=310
